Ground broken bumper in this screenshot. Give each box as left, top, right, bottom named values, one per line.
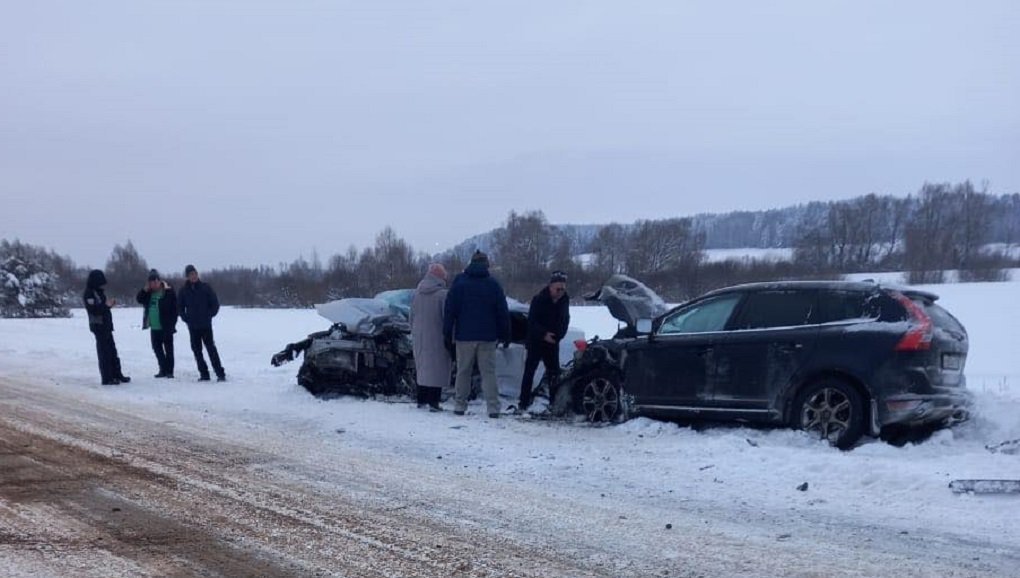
left=876, top=390, right=973, bottom=429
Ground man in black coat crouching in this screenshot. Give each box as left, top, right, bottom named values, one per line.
left=519, top=270, right=570, bottom=412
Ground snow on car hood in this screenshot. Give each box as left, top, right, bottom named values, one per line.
left=315, top=298, right=409, bottom=335
left=585, top=274, right=670, bottom=327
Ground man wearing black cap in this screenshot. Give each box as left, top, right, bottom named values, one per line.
left=518, top=270, right=570, bottom=412
left=177, top=265, right=226, bottom=381
left=136, top=269, right=178, bottom=378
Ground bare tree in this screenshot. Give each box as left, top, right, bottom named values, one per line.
left=590, top=223, right=628, bottom=277
left=104, top=240, right=150, bottom=300
left=491, top=210, right=554, bottom=279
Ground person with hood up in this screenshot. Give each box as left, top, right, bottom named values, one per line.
left=409, top=263, right=452, bottom=411
left=518, top=270, right=570, bottom=412
left=443, top=251, right=510, bottom=418
left=177, top=264, right=226, bottom=382
left=83, top=269, right=130, bottom=385
left=136, top=269, right=178, bottom=378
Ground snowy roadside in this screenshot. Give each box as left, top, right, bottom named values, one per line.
left=1, top=294, right=1020, bottom=575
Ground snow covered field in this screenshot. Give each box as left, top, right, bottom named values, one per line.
left=1, top=280, right=1020, bottom=576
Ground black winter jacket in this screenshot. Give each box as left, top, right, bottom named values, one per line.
left=526, top=286, right=570, bottom=347
left=136, top=282, right=179, bottom=332
left=178, top=280, right=220, bottom=329
left=83, top=270, right=114, bottom=334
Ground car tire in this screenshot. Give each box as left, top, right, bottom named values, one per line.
left=573, top=371, right=626, bottom=424
left=793, top=378, right=866, bottom=450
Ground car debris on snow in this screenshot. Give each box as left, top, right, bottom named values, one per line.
left=985, top=438, right=1020, bottom=455
left=948, top=479, right=1020, bottom=494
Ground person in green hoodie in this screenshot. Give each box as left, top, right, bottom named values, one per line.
left=136, top=269, right=178, bottom=378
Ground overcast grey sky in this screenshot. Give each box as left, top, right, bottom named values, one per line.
left=2, top=1, right=1018, bottom=270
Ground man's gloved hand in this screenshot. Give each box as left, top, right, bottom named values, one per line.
left=444, top=337, right=456, bottom=357
left=500, top=340, right=511, bottom=349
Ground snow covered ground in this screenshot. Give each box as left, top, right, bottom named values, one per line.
left=1, top=281, right=1020, bottom=576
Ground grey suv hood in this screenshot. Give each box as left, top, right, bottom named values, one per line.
left=585, top=274, right=670, bottom=327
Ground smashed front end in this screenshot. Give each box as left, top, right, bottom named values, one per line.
left=271, top=298, right=416, bottom=398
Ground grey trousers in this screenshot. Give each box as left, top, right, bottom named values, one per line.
left=454, top=341, right=500, bottom=414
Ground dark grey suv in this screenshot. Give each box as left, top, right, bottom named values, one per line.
left=560, top=278, right=971, bottom=449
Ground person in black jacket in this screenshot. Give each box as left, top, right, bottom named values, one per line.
left=177, top=264, right=225, bottom=381
left=518, top=271, right=570, bottom=412
left=83, top=269, right=130, bottom=385
left=136, top=269, right=178, bottom=379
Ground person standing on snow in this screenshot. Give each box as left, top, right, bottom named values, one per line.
left=136, top=269, right=178, bottom=379
left=410, top=263, right=453, bottom=411
left=443, top=251, right=510, bottom=418
left=518, top=271, right=570, bottom=413
left=177, top=264, right=226, bottom=382
left=83, top=269, right=130, bottom=385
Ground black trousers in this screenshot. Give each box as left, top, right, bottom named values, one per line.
left=189, top=326, right=224, bottom=378
left=416, top=386, right=442, bottom=408
left=92, top=330, right=123, bottom=383
left=520, top=342, right=560, bottom=409
left=150, top=329, right=175, bottom=375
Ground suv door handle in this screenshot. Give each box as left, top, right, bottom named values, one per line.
left=696, top=346, right=713, bottom=356
left=777, top=343, right=803, bottom=352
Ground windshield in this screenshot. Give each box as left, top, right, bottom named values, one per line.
left=373, top=289, right=414, bottom=319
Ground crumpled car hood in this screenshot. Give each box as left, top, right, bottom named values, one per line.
left=585, top=274, right=670, bottom=327
left=316, top=298, right=409, bottom=335
left=319, top=291, right=529, bottom=336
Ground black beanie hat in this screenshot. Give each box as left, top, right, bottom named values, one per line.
left=147, top=269, right=161, bottom=282
left=184, top=264, right=197, bottom=276
left=470, top=250, right=489, bottom=267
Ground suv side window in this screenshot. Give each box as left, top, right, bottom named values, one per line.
left=816, top=290, right=880, bottom=324
left=729, top=290, right=816, bottom=330
left=659, top=294, right=742, bottom=335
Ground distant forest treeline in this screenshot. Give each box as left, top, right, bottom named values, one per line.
left=3, top=181, right=1018, bottom=313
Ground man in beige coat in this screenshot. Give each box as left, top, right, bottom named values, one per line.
left=410, top=264, right=453, bottom=411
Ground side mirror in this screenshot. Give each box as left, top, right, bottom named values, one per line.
left=635, top=318, right=653, bottom=335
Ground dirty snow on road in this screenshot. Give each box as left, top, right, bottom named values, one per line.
left=1, top=281, right=1019, bottom=576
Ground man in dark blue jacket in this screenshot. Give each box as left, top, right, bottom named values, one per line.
left=519, top=271, right=570, bottom=412
left=443, top=251, right=509, bottom=417
left=83, top=269, right=130, bottom=385
left=136, top=269, right=178, bottom=379
left=177, top=264, right=226, bottom=381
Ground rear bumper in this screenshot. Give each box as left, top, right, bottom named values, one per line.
left=876, top=390, right=973, bottom=429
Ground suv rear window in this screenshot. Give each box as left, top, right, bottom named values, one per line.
left=729, top=290, right=816, bottom=330
left=816, top=290, right=880, bottom=324
left=917, top=299, right=966, bottom=334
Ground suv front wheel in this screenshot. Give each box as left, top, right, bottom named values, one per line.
left=574, top=371, right=626, bottom=423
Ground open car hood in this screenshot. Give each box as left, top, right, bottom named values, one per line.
left=584, top=274, right=670, bottom=327
left=315, top=298, right=409, bottom=335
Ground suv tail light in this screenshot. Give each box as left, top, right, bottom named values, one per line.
left=574, top=339, right=588, bottom=352
left=891, top=292, right=933, bottom=351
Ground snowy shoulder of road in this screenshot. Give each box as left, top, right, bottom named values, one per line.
left=1, top=281, right=1020, bottom=573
